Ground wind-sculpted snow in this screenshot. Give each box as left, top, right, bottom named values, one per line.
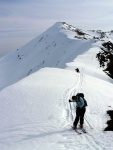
left=0, top=67, right=113, bottom=150
left=0, top=22, right=113, bottom=90
left=0, top=22, right=94, bottom=90
left=0, top=22, right=113, bottom=150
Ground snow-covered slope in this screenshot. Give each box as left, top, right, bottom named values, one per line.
left=0, top=22, right=96, bottom=90
left=0, top=21, right=113, bottom=90
left=0, top=22, right=113, bottom=150
left=0, top=66, right=113, bottom=150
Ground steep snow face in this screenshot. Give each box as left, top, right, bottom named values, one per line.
left=0, top=22, right=113, bottom=150
left=0, top=22, right=94, bottom=90
left=1, top=21, right=113, bottom=90
left=0, top=67, right=113, bottom=150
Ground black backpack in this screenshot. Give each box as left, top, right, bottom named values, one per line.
left=76, top=93, right=88, bottom=107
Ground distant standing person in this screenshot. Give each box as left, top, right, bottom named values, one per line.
left=69, top=94, right=87, bottom=129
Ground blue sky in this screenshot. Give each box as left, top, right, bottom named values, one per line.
left=0, top=0, right=113, bottom=57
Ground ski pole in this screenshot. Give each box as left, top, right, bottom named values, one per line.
left=84, top=116, right=93, bottom=129
left=80, top=110, right=93, bottom=129
left=69, top=100, right=73, bottom=121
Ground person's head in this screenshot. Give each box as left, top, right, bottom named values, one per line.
left=72, top=95, right=77, bottom=101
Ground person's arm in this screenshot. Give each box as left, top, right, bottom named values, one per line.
left=69, top=99, right=76, bottom=102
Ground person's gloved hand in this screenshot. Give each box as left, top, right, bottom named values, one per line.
left=69, top=99, right=71, bottom=102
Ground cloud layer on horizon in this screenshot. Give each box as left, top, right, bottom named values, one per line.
left=0, top=0, right=113, bottom=57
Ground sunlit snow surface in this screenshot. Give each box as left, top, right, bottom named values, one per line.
left=0, top=22, right=113, bottom=150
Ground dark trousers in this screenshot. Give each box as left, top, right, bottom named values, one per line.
left=73, top=107, right=86, bottom=126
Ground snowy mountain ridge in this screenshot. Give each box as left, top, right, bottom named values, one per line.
left=0, top=21, right=93, bottom=90
left=0, top=22, right=113, bottom=150
left=0, top=21, right=113, bottom=90
left=61, top=21, right=113, bottom=40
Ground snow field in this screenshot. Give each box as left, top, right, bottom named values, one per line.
left=0, top=65, right=113, bottom=150
left=0, top=22, right=113, bottom=150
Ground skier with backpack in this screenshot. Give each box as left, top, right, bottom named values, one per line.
left=69, top=93, right=87, bottom=129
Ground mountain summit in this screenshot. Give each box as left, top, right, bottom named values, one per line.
left=0, top=21, right=113, bottom=90
left=0, top=22, right=113, bottom=150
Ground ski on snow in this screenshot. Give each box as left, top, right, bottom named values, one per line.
left=72, top=126, right=87, bottom=134
left=75, top=129, right=87, bottom=134
left=72, top=126, right=81, bottom=134
left=75, top=129, right=82, bottom=134
left=82, top=128, right=87, bottom=133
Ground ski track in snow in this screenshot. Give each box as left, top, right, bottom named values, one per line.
left=0, top=47, right=113, bottom=150
left=59, top=46, right=113, bottom=150
left=1, top=23, right=113, bottom=150
left=1, top=47, right=112, bottom=150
